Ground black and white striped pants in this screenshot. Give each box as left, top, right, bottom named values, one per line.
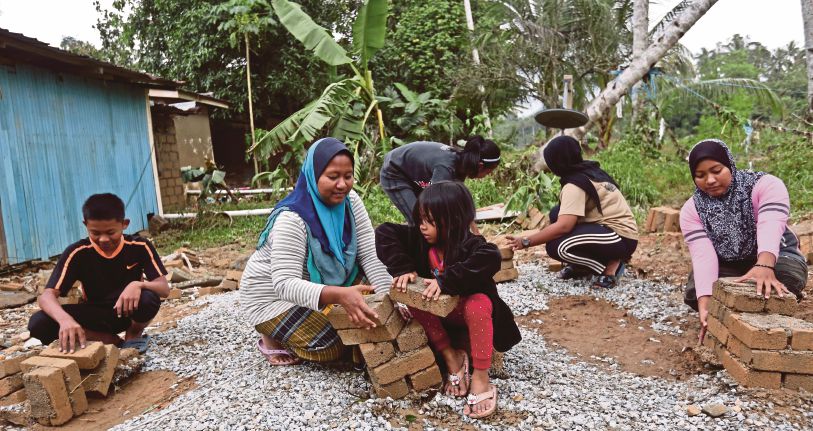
left=546, top=221, right=638, bottom=275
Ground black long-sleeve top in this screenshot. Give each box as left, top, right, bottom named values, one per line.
left=375, top=222, right=521, bottom=352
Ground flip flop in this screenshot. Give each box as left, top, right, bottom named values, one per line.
left=121, top=334, right=151, bottom=354
left=465, top=385, right=498, bottom=419
left=256, top=339, right=301, bottom=366
left=444, top=350, right=470, bottom=398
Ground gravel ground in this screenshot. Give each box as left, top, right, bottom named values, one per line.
left=112, top=263, right=812, bottom=431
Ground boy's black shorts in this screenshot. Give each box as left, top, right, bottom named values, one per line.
left=28, top=289, right=161, bottom=344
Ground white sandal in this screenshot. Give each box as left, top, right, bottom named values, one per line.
left=466, top=385, right=498, bottom=419
left=445, top=351, right=470, bottom=397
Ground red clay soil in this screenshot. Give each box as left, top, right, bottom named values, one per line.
left=36, top=370, right=196, bottom=431
left=518, top=296, right=706, bottom=381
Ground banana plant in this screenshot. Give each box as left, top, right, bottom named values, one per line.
left=250, top=0, right=390, bottom=183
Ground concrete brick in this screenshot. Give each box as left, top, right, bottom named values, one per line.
left=395, top=320, right=429, bottom=353
left=336, top=309, right=406, bottom=345
left=727, top=314, right=788, bottom=350
left=725, top=334, right=753, bottom=364
left=408, top=364, right=442, bottom=392
left=198, top=286, right=228, bottom=296
left=389, top=278, right=459, bottom=317
left=372, top=378, right=409, bottom=399
left=41, top=341, right=105, bottom=369
left=225, top=270, right=243, bottom=281
left=164, top=288, right=182, bottom=300
left=21, top=356, right=87, bottom=415
left=720, top=350, right=781, bottom=389
left=500, top=259, right=515, bottom=270
left=81, top=344, right=120, bottom=397
left=707, top=297, right=730, bottom=323
left=0, top=405, right=30, bottom=426
left=0, top=374, right=22, bottom=398
left=23, top=367, right=73, bottom=426
left=0, top=388, right=26, bottom=406
left=713, top=278, right=797, bottom=315
left=706, top=315, right=730, bottom=345
left=792, top=327, right=813, bottom=351
left=493, top=268, right=519, bottom=283
left=0, top=352, right=36, bottom=378
left=328, top=293, right=395, bottom=330
left=499, top=247, right=514, bottom=260
left=218, top=279, right=239, bottom=291
left=783, top=374, right=813, bottom=391
left=750, top=350, right=813, bottom=374
left=547, top=260, right=564, bottom=272
left=369, top=346, right=435, bottom=385
left=359, top=342, right=396, bottom=368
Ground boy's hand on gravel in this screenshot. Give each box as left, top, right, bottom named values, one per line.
left=342, top=285, right=378, bottom=329
left=57, top=318, right=86, bottom=353
left=115, top=281, right=143, bottom=317
left=392, top=272, right=417, bottom=292
left=422, top=279, right=441, bottom=301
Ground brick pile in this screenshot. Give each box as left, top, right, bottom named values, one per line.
left=644, top=206, right=680, bottom=233
left=0, top=341, right=120, bottom=426
left=515, top=207, right=547, bottom=230
left=790, top=222, right=813, bottom=263
left=327, top=292, right=443, bottom=399
left=703, top=277, right=813, bottom=390
left=494, top=246, right=518, bottom=283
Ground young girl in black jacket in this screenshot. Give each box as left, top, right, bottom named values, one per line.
left=375, top=181, right=520, bottom=419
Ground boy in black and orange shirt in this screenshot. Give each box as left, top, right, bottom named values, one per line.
left=28, top=193, right=169, bottom=353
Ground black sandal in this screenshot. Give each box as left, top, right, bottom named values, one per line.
left=592, top=275, right=617, bottom=289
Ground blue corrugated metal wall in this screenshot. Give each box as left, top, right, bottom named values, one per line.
left=0, top=63, right=159, bottom=264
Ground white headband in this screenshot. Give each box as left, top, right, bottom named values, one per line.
left=482, top=157, right=500, bottom=163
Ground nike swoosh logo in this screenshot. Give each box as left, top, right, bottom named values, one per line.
left=126, top=263, right=138, bottom=270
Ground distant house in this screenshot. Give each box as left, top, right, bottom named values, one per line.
left=148, top=89, right=230, bottom=211
left=0, top=28, right=180, bottom=265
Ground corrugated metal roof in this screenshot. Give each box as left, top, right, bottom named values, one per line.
left=0, top=27, right=179, bottom=88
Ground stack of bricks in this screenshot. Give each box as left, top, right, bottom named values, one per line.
left=0, top=341, right=120, bottom=426
left=515, top=207, right=547, bottom=230
left=790, top=222, right=813, bottom=263
left=703, top=278, right=813, bottom=390
left=151, top=107, right=185, bottom=212
left=494, top=246, right=518, bottom=283
left=644, top=206, right=680, bottom=233
left=327, top=292, right=443, bottom=399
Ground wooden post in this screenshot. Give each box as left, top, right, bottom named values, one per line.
left=245, top=33, right=259, bottom=176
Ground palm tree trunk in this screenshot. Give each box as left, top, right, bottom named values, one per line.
left=802, top=0, right=813, bottom=118
left=631, top=0, right=649, bottom=122
left=245, top=33, right=258, bottom=176
left=552, top=0, right=719, bottom=149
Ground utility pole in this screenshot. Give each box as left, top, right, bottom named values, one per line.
left=463, top=0, right=493, bottom=137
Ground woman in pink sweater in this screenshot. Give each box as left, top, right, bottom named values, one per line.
left=680, top=139, right=808, bottom=342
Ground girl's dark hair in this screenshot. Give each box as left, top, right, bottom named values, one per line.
left=412, top=181, right=475, bottom=264
left=455, top=135, right=500, bottom=179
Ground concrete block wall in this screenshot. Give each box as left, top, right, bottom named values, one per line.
left=152, top=108, right=185, bottom=212
left=704, top=278, right=813, bottom=390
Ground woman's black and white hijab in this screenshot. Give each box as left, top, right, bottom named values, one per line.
left=689, top=139, right=765, bottom=262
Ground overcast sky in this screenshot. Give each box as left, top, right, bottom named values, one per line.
left=0, top=0, right=805, bottom=54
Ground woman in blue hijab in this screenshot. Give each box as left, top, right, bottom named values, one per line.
left=240, top=138, right=393, bottom=365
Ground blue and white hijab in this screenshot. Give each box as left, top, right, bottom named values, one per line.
left=689, top=139, right=765, bottom=262
left=257, top=138, right=358, bottom=286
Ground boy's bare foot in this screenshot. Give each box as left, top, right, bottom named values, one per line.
left=465, top=369, right=497, bottom=417
left=441, top=349, right=469, bottom=397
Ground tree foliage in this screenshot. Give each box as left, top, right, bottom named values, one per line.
left=94, top=0, right=357, bottom=123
